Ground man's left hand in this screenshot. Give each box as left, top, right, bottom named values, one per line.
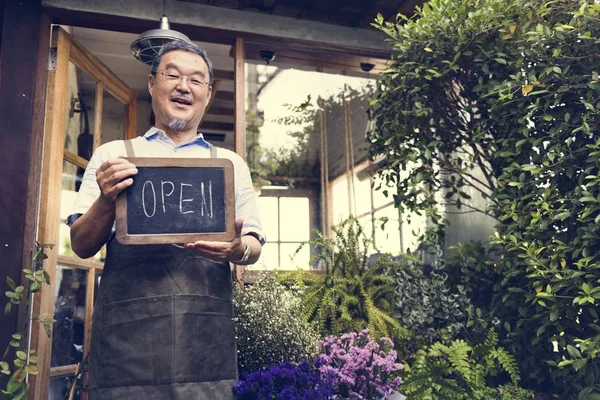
left=184, top=218, right=245, bottom=262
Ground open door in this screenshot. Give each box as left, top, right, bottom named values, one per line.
left=30, top=26, right=137, bottom=400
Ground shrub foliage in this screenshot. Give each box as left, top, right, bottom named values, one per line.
left=387, top=255, right=469, bottom=347
left=370, top=0, right=600, bottom=396
left=233, top=273, right=320, bottom=373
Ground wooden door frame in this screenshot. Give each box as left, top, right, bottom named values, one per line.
left=29, top=26, right=136, bottom=400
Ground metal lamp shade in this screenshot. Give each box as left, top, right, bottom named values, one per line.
left=131, top=16, right=191, bottom=65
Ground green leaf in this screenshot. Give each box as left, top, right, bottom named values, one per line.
left=537, top=325, right=547, bottom=336
left=43, top=269, right=51, bottom=285
left=522, top=85, right=533, bottom=95
left=567, top=344, right=582, bottom=359
left=572, top=358, right=588, bottom=371
left=579, top=387, right=594, bottom=399
left=7, top=372, right=23, bottom=393
left=23, top=365, right=38, bottom=375
left=582, top=283, right=591, bottom=294
left=44, top=324, right=52, bottom=338
left=30, top=281, right=40, bottom=293
left=6, top=276, right=15, bottom=290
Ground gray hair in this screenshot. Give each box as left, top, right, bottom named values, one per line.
left=151, top=40, right=214, bottom=86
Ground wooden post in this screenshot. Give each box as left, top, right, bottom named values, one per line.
left=93, top=81, right=104, bottom=150
left=233, top=37, right=246, bottom=283
left=0, top=2, right=49, bottom=390
left=125, top=91, right=138, bottom=139
left=234, top=37, right=246, bottom=158
left=29, top=27, right=71, bottom=400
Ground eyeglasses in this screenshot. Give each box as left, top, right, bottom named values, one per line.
left=157, top=71, right=209, bottom=88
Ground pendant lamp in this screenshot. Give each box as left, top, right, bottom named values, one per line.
left=130, top=0, right=191, bottom=65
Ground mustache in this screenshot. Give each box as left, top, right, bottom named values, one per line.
left=172, top=96, right=193, bottom=105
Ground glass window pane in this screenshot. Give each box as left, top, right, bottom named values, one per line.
left=374, top=205, right=401, bottom=255
left=52, top=267, right=87, bottom=367
left=94, top=269, right=102, bottom=303
left=372, top=175, right=395, bottom=209
left=280, top=197, right=310, bottom=241
left=59, top=175, right=78, bottom=257
left=49, top=375, right=83, bottom=400
left=256, top=196, right=278, bottom=241
left=101, top=89, right=127, bottom=144
left=331, top=177, right=350, bottom=225
left=61, top=163, right=106, bottom=261
left=251, top=242, right=278, bottom=270
left=357, top=214, right=374, bottom=253
left=401, top=210, right=427, bottom=254
left=64, top=62, right=96, bottom=163
left=354, top=176, right=372, bottom=218
left=280, top=243, right=310, bottom=270
left=63, top=63, right=96, bottom=202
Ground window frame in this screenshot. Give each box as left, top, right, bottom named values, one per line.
left=256, top=187, right=318, bottom=270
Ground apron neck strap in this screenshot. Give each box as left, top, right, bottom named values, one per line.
left=210, top=144, right=217, bottom=158
left=124, top=140, right=135, bottom=157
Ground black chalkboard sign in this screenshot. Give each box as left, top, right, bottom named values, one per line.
left=115, top=157, right=236, bottom=244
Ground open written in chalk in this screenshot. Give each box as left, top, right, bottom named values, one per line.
left=115, top=157, right=236, bottom=244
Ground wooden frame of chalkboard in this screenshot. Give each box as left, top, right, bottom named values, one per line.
left=115, top=157, right=236, bottom=244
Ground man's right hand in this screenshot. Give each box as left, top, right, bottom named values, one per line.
left=96, top=158, right=138, bottom=203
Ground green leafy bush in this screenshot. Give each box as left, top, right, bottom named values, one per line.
left=232, top=273, right=320, bottom=373
left=370, top=0, right=600, bottom=396
left=280, top=218, right=409, bottom=342
left=387, top=255, right=470, bottom=347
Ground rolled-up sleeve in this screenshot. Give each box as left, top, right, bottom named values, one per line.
left=230, top=154, right=266, bottom=245
left=67, top=143, right=114, bottom=225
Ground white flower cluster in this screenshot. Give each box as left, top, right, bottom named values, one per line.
left=233, top=273, right=320, bottom=373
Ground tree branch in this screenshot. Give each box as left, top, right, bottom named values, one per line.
left=445, top=200, right=501, bottom=222
left=438, top=157, right=498, bottom=205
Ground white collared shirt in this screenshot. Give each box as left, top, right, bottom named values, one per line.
left=69, top=127, right=265, bottom=244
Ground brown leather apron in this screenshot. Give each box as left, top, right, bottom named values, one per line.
left=87, top=141, right=237, bottom=399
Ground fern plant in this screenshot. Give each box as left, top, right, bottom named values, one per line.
left=401, top=329, right=526, bottom=400
left=280, top=217, right=409, bottom=342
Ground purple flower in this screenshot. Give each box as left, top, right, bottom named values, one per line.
left=316, top=329, right=403, bottom=399
left=233, top=360, right=335, bottom=400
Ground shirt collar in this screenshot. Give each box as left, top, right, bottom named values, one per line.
left=143, top=127, right=211, bottom=149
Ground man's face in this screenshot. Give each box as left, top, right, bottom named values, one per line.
left=148, top=49, right=212, bottom=133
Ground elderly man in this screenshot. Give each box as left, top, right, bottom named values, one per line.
left=68, top=40, right=263, bottom=399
